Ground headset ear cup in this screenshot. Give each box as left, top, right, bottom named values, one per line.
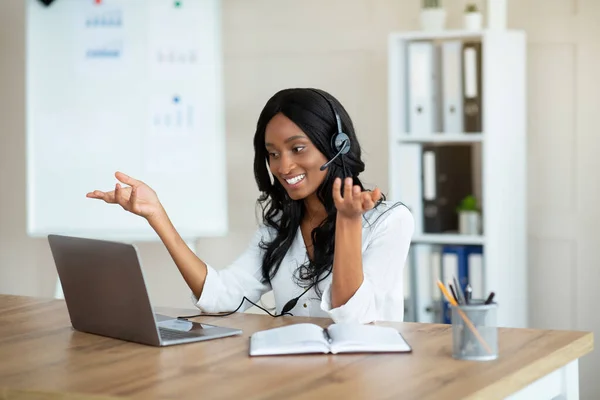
left=332, top=132, right=350, bottom=155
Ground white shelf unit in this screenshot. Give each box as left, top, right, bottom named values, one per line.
left=398, top=133, right=483, bottom=143
left=412, top=234, right=485, bottom=246
left=388, top=30, right=527, bottom=328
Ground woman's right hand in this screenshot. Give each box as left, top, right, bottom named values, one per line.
left=86, top=171, right=164, bottom=221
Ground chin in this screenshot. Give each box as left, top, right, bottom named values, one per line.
left=286, top=190, right=307, bottom=201
left=280, top=184, right=311, bottom=201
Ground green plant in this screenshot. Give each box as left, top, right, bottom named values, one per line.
left=456, top=195, right=479, bottom=213
left=423, top=0, right=442, bottom=8
left=465, top=3, right=479, bottom=13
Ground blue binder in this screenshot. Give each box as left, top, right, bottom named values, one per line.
left=440, top=245, right=483, bottom=323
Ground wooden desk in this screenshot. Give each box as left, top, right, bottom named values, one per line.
left=0, top=295, right=593, bottom=400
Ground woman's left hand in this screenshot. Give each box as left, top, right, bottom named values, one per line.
left=333, top=177, right=382, bottom=220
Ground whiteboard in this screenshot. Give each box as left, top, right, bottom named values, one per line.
left=26, top=0, right=227, bottom=241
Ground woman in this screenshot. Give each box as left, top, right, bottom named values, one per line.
left=87, top=88, right=414, bottom=323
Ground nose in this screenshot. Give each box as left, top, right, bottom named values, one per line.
left=277, top=152, right=295, bottom=175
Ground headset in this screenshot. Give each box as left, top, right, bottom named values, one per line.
left=177, top=290, right=305, bottom=320
left=310, top=89, right=351, bottom=175
left=178, top=89, right=346, bottom=321
left=177, top=271, right=331, bottom=320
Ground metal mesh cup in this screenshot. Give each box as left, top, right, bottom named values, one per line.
left=451, top=300, right=498, bottom=361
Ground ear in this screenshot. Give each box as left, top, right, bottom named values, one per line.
left=331, top=132, right=351, bottom=155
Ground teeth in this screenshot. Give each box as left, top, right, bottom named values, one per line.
left=285, top=174, right=305, bottom=185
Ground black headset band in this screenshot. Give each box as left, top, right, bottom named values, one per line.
left=310, top=89, right=342, bottom=136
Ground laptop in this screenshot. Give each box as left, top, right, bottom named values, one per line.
left=47, top=234, right=242, bottom=346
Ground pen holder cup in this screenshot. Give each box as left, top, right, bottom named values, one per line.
left=451, top=301, right=498, bottom=361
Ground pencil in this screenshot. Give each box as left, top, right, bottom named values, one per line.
left=436, top=280, right=493, bottom=355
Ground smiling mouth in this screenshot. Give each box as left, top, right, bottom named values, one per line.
left=284, top=174, right=306, bottom=187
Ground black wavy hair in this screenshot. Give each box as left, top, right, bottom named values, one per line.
left=253, top=88, right=383, bottom=296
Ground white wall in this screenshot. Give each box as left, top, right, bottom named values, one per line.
left=1, top=0, right=599, bottom=398
left=508, top=1, right=600, bottom=398
left=0, top=0, right=414, bottom=307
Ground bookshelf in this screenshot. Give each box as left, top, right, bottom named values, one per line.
left=388, top=30, right=527, bottom=328
left=398, top=133, right=483, bottom=143
left=412, top=234, right=485, bottom=246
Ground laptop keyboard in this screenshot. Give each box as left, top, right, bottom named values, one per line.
left=159, top=327, right=199, bottom=340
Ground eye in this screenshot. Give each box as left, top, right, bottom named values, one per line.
left=292, top=146, right=306, bottom=154
left=268, top=152, right=279, bottom=159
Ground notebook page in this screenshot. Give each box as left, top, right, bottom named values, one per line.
left=249, top=323, right=330, bottom=356
left=327, top=324, right=411, bottom=353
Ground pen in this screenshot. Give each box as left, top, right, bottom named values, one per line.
left=465, top=284, right=472, bottom=304
left=484, top=292, right=495, bottom=305
left=453, top=277, right=465, bottom=305
left=436, top=280, right=493, bottom=355
left=448, top=283, right=459, bottom=304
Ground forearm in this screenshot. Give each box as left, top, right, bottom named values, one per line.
left=331, top=215, right=364, bottom=308
left=147, top=210, right=208, bottom=299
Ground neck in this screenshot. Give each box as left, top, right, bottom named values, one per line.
left=303, top=194, right=327, bottom=225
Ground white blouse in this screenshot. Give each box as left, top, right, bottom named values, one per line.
left=192, top=201, right=414, bottom=324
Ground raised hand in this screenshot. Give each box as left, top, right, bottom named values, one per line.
left=86, top=171, right=164, bottom=221
left=333, top=177, right=382, bottom=220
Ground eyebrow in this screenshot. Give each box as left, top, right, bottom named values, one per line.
left=265, top=135, right=308, bottom=148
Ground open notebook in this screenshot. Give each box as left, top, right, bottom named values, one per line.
left=249, top=323, right=412, bottom=356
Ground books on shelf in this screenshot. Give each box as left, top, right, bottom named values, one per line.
left=392, top=29, right=528, bottom=328
left=404, top=244, right=484, bottom=324
left=441, top=40, right=464, bottom=133
left=405, top=37, right=483, bottom=137
left=422, top=144, right=473, bottom=234
left=440, top=245, right=484, bottom=323
left=249, top=323, right=412, bottom=356
left=407, top=41, right=440, bottom=135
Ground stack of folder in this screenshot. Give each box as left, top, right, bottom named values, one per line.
left=403, top=244, right=484, bottom=324
left=406, top=39, right=483, bottom=134
left=406, top=39, right=483, bottom=234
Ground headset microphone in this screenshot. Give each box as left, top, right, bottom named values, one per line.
left=310, top=89, right=351, bottom=172
left=319, top=137, right=349, bottom=171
